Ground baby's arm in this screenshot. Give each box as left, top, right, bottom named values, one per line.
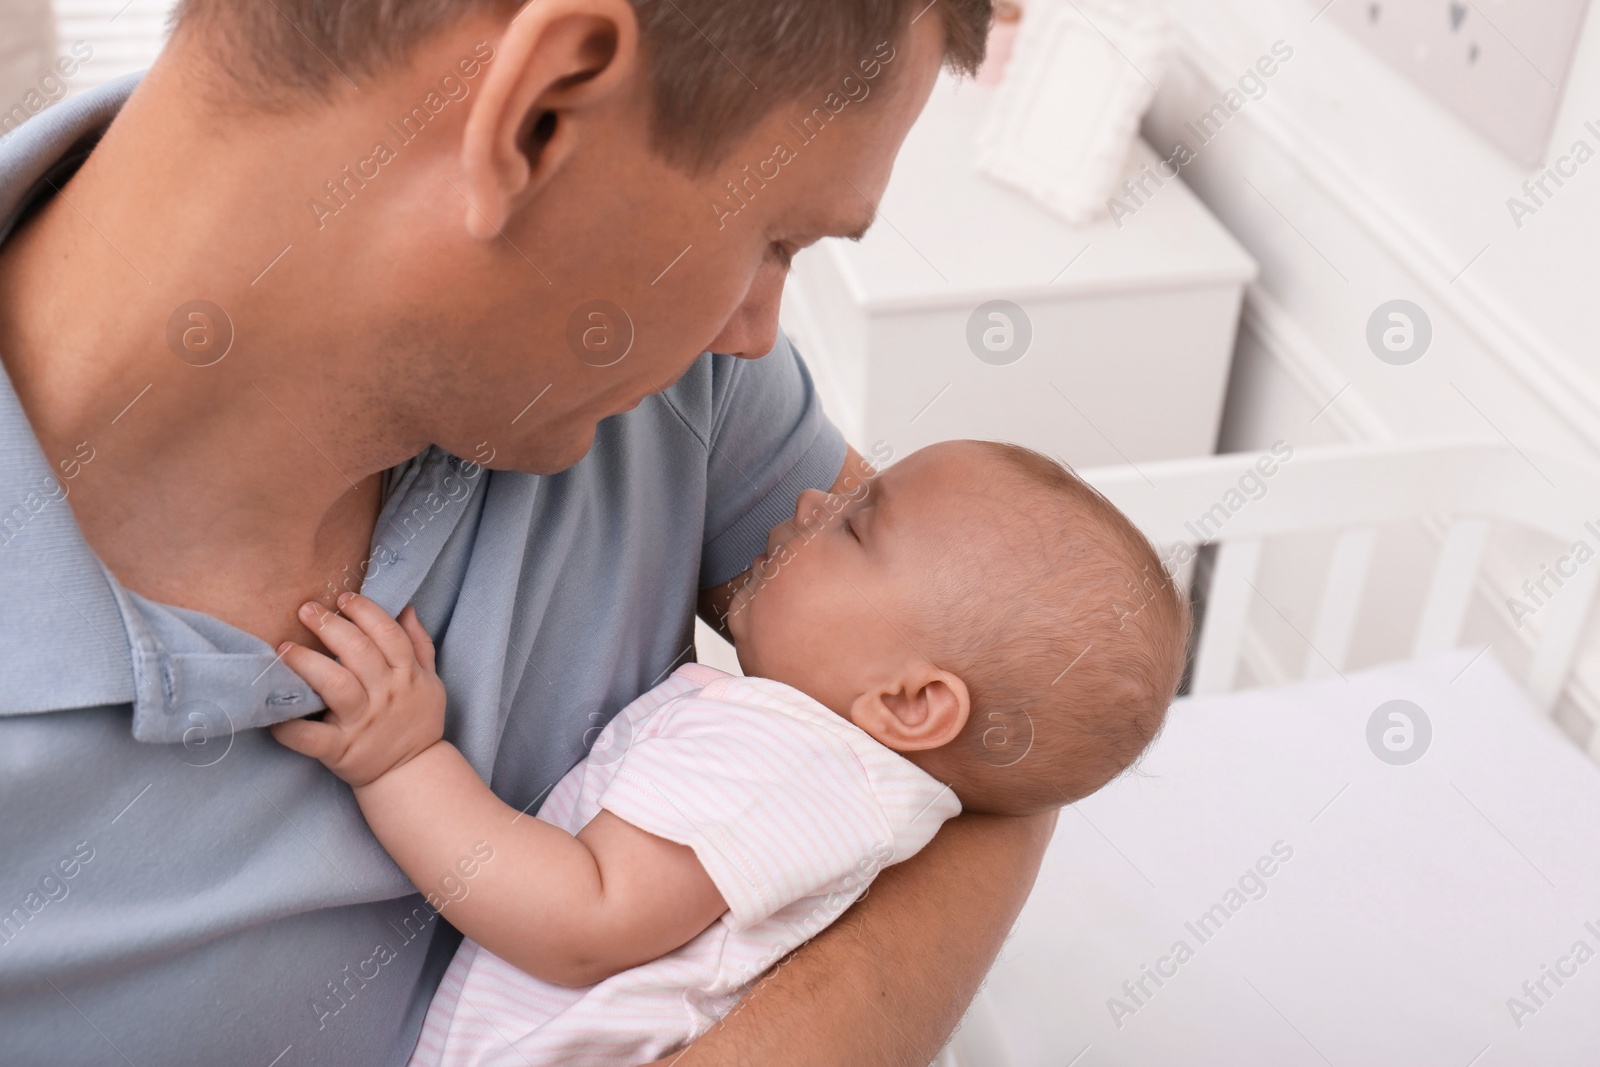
left=270, top=594, right=728, bottom=988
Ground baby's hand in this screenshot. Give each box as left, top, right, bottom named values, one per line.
left=270, top=594, right=446, bottom=788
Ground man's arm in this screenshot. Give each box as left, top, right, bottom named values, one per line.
left=642, top=808, right=1057, bottom=1066
left=697, top=444, right=876, bottom=637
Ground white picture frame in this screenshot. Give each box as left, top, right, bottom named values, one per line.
left=974, top=0, right=1168, bottom=225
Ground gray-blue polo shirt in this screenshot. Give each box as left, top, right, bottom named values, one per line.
left=0, top=74, right=846, bottom=1067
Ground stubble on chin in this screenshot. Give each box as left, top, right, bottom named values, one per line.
left=511, top=421, right=596, bottom=476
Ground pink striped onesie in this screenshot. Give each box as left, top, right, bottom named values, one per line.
left=408, top=662, right=961, bottom=1067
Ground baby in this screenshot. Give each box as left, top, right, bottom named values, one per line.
left=271, top=439, right=1190, bottom=1066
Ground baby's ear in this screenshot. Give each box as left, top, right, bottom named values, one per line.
left=849, top=668, right=970, bottom=752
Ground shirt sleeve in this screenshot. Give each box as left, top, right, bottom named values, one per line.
left=595, top=695, right=894, bottom=930
left=697, top=330, right=847, bottom=590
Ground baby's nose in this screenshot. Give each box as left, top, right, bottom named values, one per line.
left=793, top=488, right=831, bottom=525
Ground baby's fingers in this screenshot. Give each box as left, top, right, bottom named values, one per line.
left=300, top=601, right=391, bottom=683
left=339, top=594, right=420, bottom=670
left=269, top=717, right=344, bottom=764
left=398, top=606, right=436, bottom=673
left=280, top=641, right=367, bottom=717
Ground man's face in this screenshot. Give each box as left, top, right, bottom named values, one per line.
left=399, top=13, right=946, bottom=474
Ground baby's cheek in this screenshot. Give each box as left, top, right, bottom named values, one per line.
left=745, top=575, right=804, bottom=660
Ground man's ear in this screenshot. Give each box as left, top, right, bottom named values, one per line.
left=458, top=0, right=640, bottom=238
left=849, top=667, right=971, bottom=752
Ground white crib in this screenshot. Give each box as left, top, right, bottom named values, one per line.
left=934, top=438, right=1600, bottom=1067
left=1087, top=438, right=1600, bottom=721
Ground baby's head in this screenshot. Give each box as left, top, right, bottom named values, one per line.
left=726, top=439, right=1190, bottom=815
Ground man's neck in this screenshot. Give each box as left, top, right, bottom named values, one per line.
left=0, top=41, right=434, bottom=648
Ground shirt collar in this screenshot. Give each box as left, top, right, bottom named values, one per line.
left=0, top=73, right=136, bottom=245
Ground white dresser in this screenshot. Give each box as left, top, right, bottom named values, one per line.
left=780, top=72, right=1258, bottom=468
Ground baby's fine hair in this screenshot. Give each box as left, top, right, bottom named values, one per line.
left=923, top=442, right=1191, bottom=815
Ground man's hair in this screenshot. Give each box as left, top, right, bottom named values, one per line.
left=171, top=0, right=994, bottom=174
left=922, top=442, right=1191, bottom=816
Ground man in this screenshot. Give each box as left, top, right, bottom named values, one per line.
left=0, top=0, right=1053, bottom=1062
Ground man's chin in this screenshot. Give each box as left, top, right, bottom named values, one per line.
left=549, top=433, right=598, bottom=474
left=511, top=427, right=597, bottom=476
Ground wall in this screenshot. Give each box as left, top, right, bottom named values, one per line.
left=47, top=0, right=174, bottom=101
left=1144, top=0, right=1600, bottom=739
left=1, top=0, right=57, bottom=115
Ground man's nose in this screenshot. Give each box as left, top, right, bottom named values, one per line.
left=708, top=273, right=784, bottom=359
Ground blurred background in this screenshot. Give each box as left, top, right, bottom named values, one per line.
left=1, top=0, right=172, bottom=103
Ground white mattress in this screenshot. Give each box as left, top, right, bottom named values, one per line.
left=961, top=650, right=1600, bottom=1066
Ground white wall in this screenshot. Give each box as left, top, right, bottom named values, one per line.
left=1, top=0, right=57, bottom=112
left=13, top=0, right=179, bottom=105
left=1145, top=0, right=1600, bottom=738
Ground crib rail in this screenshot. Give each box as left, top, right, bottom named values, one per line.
left=1079, top=440, right=1600, bottom=715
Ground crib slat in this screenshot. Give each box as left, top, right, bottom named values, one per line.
left=1413, top=518, right=1491, bottom=657
left=1305, top=527, right=1377, bottom=679
left=1528, top=563, right=1600, bottom=713
left=1192, top=538, right=1262, bottom=695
